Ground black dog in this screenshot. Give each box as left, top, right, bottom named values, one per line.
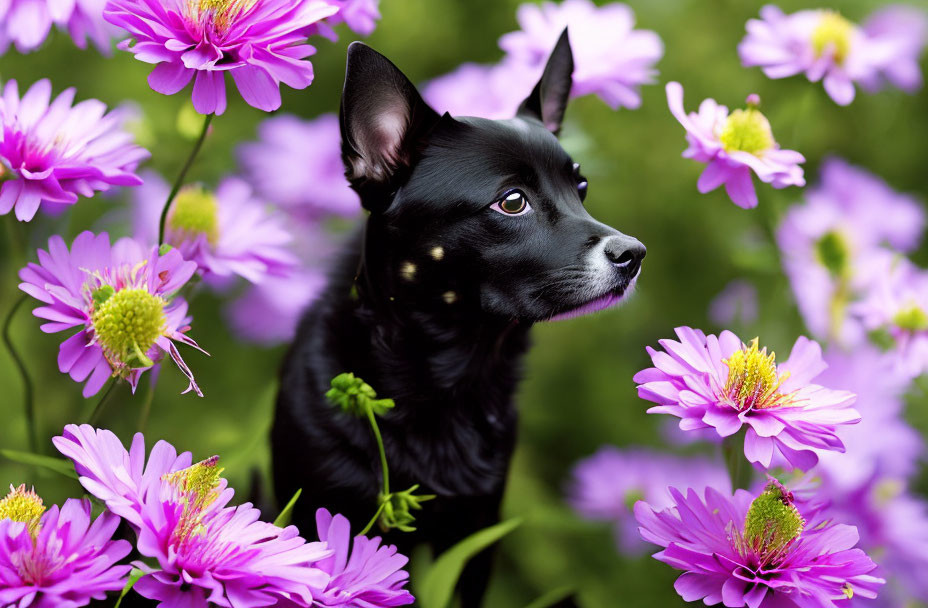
left=273, top=31, right=645, bottom=606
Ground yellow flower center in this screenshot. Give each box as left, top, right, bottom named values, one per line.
left=893, top=305, right=928, bottom=332
left=719, top=108, right=774, bottom=155
left=91, top=287, right=167, bottom=370
left=0, top=485, right=45, bottom=537
left=723, top=338, right=790, bottom=411
left=186, top=0, right=257, bottom=31
left=743, top=480, right=804, bottom=566
left=167, top=186, right=220, bottom=244
left=162, top=456, right=224, bottom=547
left=812, top=11, right=854, bottom=64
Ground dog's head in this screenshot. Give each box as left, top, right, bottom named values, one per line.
left=340, top=31, right=645, bottom=323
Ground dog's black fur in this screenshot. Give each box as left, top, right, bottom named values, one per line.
left=273, top=31, right=645, bottom=607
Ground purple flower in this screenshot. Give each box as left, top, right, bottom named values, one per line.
left=224, top=268, right=327, bottom=344
left=777, top=158, right=924, bottom=346
left=568, top=447, right=730, bottom=556
left=499, top=0, right=663, bottom=110
left=237, top=114, right=360, bottom=219
left=0, top=79, right=148, bottom=222
left=309, top=0, right=381, bottom=40
left=0, top=485, right=132, bottom=608
left=739, top=5, right=927, bottom=105
left=709, top=280, right=758, bottom=327
left=53, top=425, right=332, bottom=608
left=421, top=60, right=537, bottom=120
left=635, top=327, right=860, bottom=471
left=132, top=171, right=298, bottom=285
left=18, top=231, right=205, bottom=397
left=0, top=0, right=116, bottom=55
left=312, top=508, right=414, bottom=607
left=103, top=0, right=338, bottom=115
left=666, top=82, right=805, bottom=209
left=636, top=481, right=885, bottom=607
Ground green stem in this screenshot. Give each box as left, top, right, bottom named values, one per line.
left=366, top=407, right=390, bottom=496
left=88, top=380, right=118, bottom=426
left=158, top=113, right=214, bottom=245
left=4, top=215, right=24, bottom=258
left=359, top=500, right=386, bottom=536
left=137, top=381, right=155, bottom=432
left=3, top=294, right=36, bottom=453
left=723, top=429, right=753, bottom=490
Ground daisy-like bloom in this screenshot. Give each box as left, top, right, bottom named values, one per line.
left=636, top=480, right=885, bottom=607
left=308, top=0, right=381, bottom=40
left=498, top=0, right=663, bottom=110
left=103, top=0, right=339, bottom=115
left=568, top=447, right=730, bottom=556
left=709, top=280, right=758, bottom=327
left=312, top=508, right=414, bottom=607
left=777, top=158, right=924, bottom=346
left=224, top=267, right=327, bottom=344
left=421, top=59, right=538, bottom=120
left=635, top=327, right=860, bottom=471
left=0, top=485, right=132, bottom=608
left=18, top=231, right=204, bottom=397
left=53, top=425, right=332, bottom=608
left=0, top=0, right=115, bottom=55
left=0, top=79, right=148, bottom=222
left=237, top=114, right=360, bottom=219
left=666, top=82, right=804, bottom=209
left=132, top=171, right=298, bottom=285
left=739, top=5, right=927, bottom=106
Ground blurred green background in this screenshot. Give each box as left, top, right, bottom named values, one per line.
left=2, top=0, right=928, bottom=606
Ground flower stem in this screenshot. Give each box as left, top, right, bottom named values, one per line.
left=359, top=500, right=386, bottom=536
left=158, top=113, right=214, bottom=245
left=137, top=381, right=155, bottom=432
left=3, top=294, right=36, bottom=453
left=723, top=429, right=753, bottom=490
left=366, top=407, right=390, bottom=496
left=88, top=380, right=118, bottom=426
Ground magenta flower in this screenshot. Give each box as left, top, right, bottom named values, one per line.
left=777, top=158, right=924, bottom=346
left=224, top=268, right=327, bottom=344
left=421, top=59, right=538, bottom=120
left=54, top=425, right=332, bottom=608
left=0, top=0, right=116, bottom=55
left=568, top=447, right=730, bottom=556
left=309, top=0, right=381, bottom=40
left=312, top=508, right=414, bottom=607
left=499, top=0, right=663, bottom=110
left=18, top=231, right=205, bottom=397
left=709, top=280, right=758, bottom=327
left=132, top=171, right=298, bottom=285
left=103, top=0, right=338, bottom=115
left=635, top=481, right=885, bottom=607
left=237, top=114, right=360, bottom=220
left=739, top=5, right=927, bottom=105
left=635, top=327, right=860, bottom=471
left=0, top=79, right=148, bottom=222
left=0, top=485, right=132, bottom=608
left=666, top=82, right=804, bottom=209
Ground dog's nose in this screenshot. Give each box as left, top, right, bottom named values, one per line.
left=604, top=235, right=646, bottom=277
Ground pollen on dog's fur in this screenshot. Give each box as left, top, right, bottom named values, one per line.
left=443, top=291, right=458, bottom=304
left=400, top=262, right=417, bottom=281
left=723, top=338, right=792, bottom=411
left=430, top=246, right=445, bottom=261
left=0, top=484, right=45, bottom=536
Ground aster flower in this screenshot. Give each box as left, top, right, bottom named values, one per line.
left=568, top=447, right=730, bottom=555
left=635, top=327, right=860, bottom=471
left=53, top=424, right=332, bottom=608
left=103, top=0, right=339, bottom=115
left=499, top=0, right=663, bottom=110
left=18, top=231, right=205, bottom=397
left=636, top=480, right=885, bottom=607
left=777, top=158, right=925, bottom=346
left=421, top=59, right=538, bottom=120
left=237, top=114, right=360, bottom=219
left=132, top=171, right=298, bottom=285
left=224, top=267, right=327, bottom=344
left=709, top=280, right=758, bottom=327
left=0, top=485, right=132, bottom=608
left=739, top=5, right=927, bottom=105
left=0, top=79, right=148, bottom=222
left=308, top=0, right=381, bottom=40
left=666, top=82, right=804, bottom=209
left=312, top=508, right=414, bottom=607
left=0, top=0, right=115, bottom=55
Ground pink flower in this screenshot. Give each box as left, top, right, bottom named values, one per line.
left=104, top=0, right=339, bottom=115
left=666, top=82, right=804, bottom=209
left=634, top=327, right=860, bottom=471
left=0, top=0, right=116, bottom=55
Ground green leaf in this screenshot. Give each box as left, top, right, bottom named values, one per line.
left=417, top=518, right=522, bottom=608
left=274, top=488, right=302, bottom=527
left=524, top=586, right=576, bottom=608
left=114, top=568, right=146, bottom=608
left=0, top=450, right=78, bottom=480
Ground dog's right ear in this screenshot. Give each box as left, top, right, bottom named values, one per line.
left=340, top=42, right=440, bottom=210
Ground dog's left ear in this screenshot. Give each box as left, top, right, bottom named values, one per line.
left=517, top=28, right=574, bottom=136
left=340, top=42, right=440, bottom=209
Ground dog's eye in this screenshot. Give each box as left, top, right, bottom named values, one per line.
left=573, top=162, right=588, bottom=202
left=490, top=190, right=531, bottom=216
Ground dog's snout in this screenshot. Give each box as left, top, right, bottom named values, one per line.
left=603, top=235, right=646, bottom=276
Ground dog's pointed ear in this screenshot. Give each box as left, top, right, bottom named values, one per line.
left=517, top=28, right=574, bottom=135
left=340, top=42, right=439, bottom=210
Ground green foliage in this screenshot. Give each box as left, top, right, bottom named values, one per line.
left=326, top=372, right=395, bottom=417
left=0, top=450, right=79, bottom=481
left=377, top=484, right=436, bottom=533
left=114, top=568, right=145, bottom=608
left=274, top=488, right=302, bottom=527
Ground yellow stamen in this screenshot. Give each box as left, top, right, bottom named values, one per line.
left=0, top=485, right=45, bottom=537
left=719, top=108, right=774, bottom=155
left=743, top=480, right=804, bottom=566
left=162, top=456, right=223, bottom=546
left=723, top=338, right=790, bottom=411
left=167, top=186, right=220, bottom=245
left=812, top=11, right=855, bottom=64
left=91, top=287, right=167, bottom=371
